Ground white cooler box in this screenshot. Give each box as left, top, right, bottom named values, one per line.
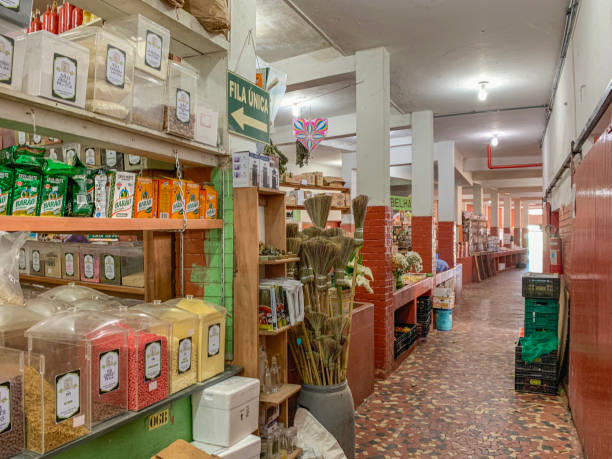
left=192, top=434, right=261, bottom=459
left=192, top=376, right=260, bottom=447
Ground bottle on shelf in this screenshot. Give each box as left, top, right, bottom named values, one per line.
left=263, top=360, right=272, bottom=395
left=32, top=10, right=43, bottom=32
left=50, top=1, right=59, bottom=34
left=71, top=6, right=83, bottom=29
left=270, top=355, right=280, bottom=393
left=58, top=0, right=72, bottom=33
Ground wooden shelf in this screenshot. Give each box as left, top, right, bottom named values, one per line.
left=258, top=322, right=301, bottom=336
left=258, top=187, right=285, bottom=196
left=286, top=204, right=350, bottom=212
left=259, top=257, right=300, bottom=265
left=281, top=182, right=349, bottom=193
left=20, top=275, right=146, bottom=297
left=72, top=0, right=228, bottom=56
left=260, top=384, right=301, bottom=405
left=0, top=86, right=224, bottom=167
left=288, top=448, right=303, bottom=459
left=0, top=216, right=223, bottom=233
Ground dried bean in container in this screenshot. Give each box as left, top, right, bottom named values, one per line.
left=169, top=327, right=198, bottom=394
left=90, top=333, right=128, bottom=423
left=0, top=376, right=25, bottom=459
left=164, top=105, right=195, bottom=139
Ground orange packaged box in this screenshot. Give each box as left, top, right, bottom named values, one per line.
left=156, top=178, right=173, bottom=219
left=199, top=188, right=207, bottom=219
left=203, top=185, right=218, bottom=219
left=171, top=179, right=186, bottom=219
left=133, top=177, right=155, bottom=218
left=184, top=182, right=200, bottom=219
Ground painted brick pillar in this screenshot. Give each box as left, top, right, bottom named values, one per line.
left=412, top=216, right=436, bottom=273
left=437, top=221, right=456, bottom=267
left=490, top=226, right=499, bottom=237
left=355, top=206, right=394, bottom=377
left=514, top=228, right=522, bottom=247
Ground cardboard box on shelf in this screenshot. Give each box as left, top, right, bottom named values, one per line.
left=283, top=172, right=299, bottom=184
left=152, top=439, right=218, bottom=459
left=315, top=174, right=324, bottom=187
left=323, top=176, right=345, bottom=187
left=285, top=193, right=297, bottom=207
left=268, top=156, right=280, bottom=189
left=299, top=172, right=316, bottom=185
left=329, top=193, right=345, bottom=208
left=259, top=154, right=271, bottom=189
left=232, top=151, right=260, bottom=188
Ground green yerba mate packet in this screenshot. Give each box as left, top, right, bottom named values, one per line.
left=0, top=166, right=14, bottom=215
left=11, top=169, right=41, bottom=216
left=38, top=175, right=68, bottom=216
left=42, top=158, right=76, bottom=176
left=7, top=145, right=46, bottom=170
left=70, top=168, right=94, bottom=216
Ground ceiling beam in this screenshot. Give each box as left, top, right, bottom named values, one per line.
left=270, top=48, right=355, bottom=92
left=479, top=177, right=543, bottom=189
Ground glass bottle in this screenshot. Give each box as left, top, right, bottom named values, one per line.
left=259, top=345, right=267, bottom=391
left=263, top=360, right=272, bottom=395
left=270, top=355, right=280, bottom=392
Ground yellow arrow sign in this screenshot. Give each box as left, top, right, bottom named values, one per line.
left=231, top=107, right=268, bottom=133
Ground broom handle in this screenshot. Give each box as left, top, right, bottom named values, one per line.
left=300, top=321, right=321, bottom=385
left=342, top=247, right=361, bottom=381
left=288, top=333, right=305, bottom=382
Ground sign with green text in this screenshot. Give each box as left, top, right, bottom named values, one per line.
left=391, top=195, right=412, bottom=212
left=227, top=71, right=270, bottom=144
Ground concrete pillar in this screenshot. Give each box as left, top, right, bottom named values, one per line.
left=436, top=141, right=456, bottom=267
left=503, top=194, right=511, bottom=247
left=514, top=198, right=522, bottom=247
left=356, top=47, right=390, bottom=206
left=522, top=201, right=530, bottom=248
left=490, top=190, right=499, bottom=236
left=473, top=183, right=483, bottom=216
left=354, top=48, right=393, bottom=376
left=411, top=110, right=436, bottom=273
left=455, top=185, right=463, bottom=258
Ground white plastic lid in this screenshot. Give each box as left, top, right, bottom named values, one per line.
left=39, top=283, right=111, bottom=303
left=0, top=303, right=43, bottom=333
left=25, top=310, right=124, bottom=342
left=165, top=297, right=226, bottom=317
left=111, top=309, right=171, bottom=335
left=72, top=298, right=123, bottom=312
left=25, top=297, right=71, bottom=317
left=192, top=376, right=260, bottom=410
left=133, top=302, right=199, bottom=325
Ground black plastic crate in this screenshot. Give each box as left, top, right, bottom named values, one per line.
left=416, top=318, right=431, bottom=338
left=417, top=296, right=433, bottom=313
left=417, top=311, right=432, bottom=323
left=515, top=342, right=558, bottom=365
left=514, top=373, right=558, bottom=395
left=522, top=273, right=560, bottom=299
left=394, top=323, right=417, bottom=358
left=515, top=367, right=558, bottom=382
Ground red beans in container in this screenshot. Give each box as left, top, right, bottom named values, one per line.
left=112, top=311, right=170, bottom=411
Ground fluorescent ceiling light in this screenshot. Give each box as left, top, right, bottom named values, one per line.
left=490, top=135, right=499, bottom=147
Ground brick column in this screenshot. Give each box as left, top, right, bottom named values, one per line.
left=490, top=227, right=499, bottom=237
left=412, top=216, right=436, bottom=274
left=503, top=228, right=512, bottom=248
left=355, top=206, right=394, bottom=378
left=514, top=228, right=522, bottom=247
left=437, top=221, right=456, bottom=267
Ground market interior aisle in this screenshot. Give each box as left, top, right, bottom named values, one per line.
left=355, top=269, right=583, bottom=458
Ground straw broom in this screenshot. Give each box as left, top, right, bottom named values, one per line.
left=286, top=237, right=302, bottom=279
left=352, top=195, right=369, bottom=246
left=323, top=227, right=345, bottom=237
left=302, top=226, right=323, bottom=238
left=341, top=246, right=362, bottom=381
left=301, top=237, right=339, bottom=313
left=306, top=311, right=328, bottom=384
left=286, top=222, right=299, bottom=238
left=305, top=194, right=332, bottom=229
left=331, top=235, right=357, bottom=314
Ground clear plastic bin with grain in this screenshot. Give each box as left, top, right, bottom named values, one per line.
left=0, top=346, right=25, bottom=459
left=164, top=61, right=198, bottom=139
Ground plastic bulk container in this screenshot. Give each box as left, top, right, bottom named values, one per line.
left=131, top=69, right=165, bottom=131
left=62, top=27, right=134, bottom=120
left=41, top=244, right=62, bottom=279
left=23, top=31, right=89, bottom=109
left=120, top=243, right=144, bottom=288
left=132, top=301, right=199, bottom=394
left=0, top=0, right=32, bottom=28
left=71, top=298, right=123, bottom=312
left=164, top=61, right=198, bottom=138
left=24, top=297, right=70, bottom=317
left=104, top=14, right=170, bottom=80
left=0, top=303, right=43, bottom=350
left=25, top=311, right=129, bottom=453
left=100, top=246, right=121, bottom=285
left=0, top=346, right=25, bottom=459
left=191, top=376, right=259, bottom=447
left=61, top=243, right=80, bottom=280
left=111, top=310, right=170, bottom=410
left=0, top=20, right=25, bottom=91
left=39, top=282, right=110, bottom=303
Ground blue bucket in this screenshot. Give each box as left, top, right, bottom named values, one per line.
left=434, top=309, right=453, bottom=331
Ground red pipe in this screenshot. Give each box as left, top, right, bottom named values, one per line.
left=487, top=144, right=542, bottom=169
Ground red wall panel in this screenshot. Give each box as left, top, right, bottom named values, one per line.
left=569, top=123, right=612, bottom=458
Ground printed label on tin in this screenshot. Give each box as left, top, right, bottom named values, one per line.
left=106, top=45, right=126, bottom=88
left=145, top=30, right=162, bottom=71
left=85, top=148, right=96, bottom=165
left=56, top=370, right=80, bottom=423
left=52, top=54, right=77, bottom=102
left=65, top=253, right=74, bottom=276
left=0, top=381, right=10, bottom=434
left=18, top=248, right=25, bottom=270
left=145, top=340, right=162, bottom=381
left=32, top=250, right=40, bottom=272
left=0, top=0, right=19, bottom=11
left=177, top=337, right=192, bottom=374
left=208, top=323, right=220, bottom=357
left=83, top=254, right=94, bottom=279
left=105, top=150, right=117, bottom=167
left=104, top=255, right=115, bottom=280
left=176, top=89, right=190, bottom=124
left=99, top=350, right=120, bottom=394
left=128, top=154, right=140, bottom=166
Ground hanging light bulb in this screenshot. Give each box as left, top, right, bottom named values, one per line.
left=292, top=104, right=300, bottom=118
left=478, top=81, right=488, bottom=101
left=491, top=135, right=499, bottom=147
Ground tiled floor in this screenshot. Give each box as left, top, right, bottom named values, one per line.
left=355, top=269, right=584, bottom=458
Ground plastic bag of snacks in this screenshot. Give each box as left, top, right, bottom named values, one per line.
left=0, top=232, right=28, bottom=305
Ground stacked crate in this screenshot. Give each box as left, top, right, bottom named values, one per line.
left=416, top=296, right=433, bottom=338
left=515, top=273, right=561, bottom=394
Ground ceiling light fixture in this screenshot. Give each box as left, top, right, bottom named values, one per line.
left=292, top=104, right=300, bottom=118
left=490, top=135, right=499, bottom=147
left=478, top=81, right=488, bottom=101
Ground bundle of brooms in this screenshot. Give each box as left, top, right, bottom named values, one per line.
left=287, top=194, right=369, bottom=385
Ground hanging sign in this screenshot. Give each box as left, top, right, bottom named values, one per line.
left=227, top=71, right=270, bottom=144
left=391, top=195, right=411, bottom=212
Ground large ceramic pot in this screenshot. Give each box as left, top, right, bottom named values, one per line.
left=297, top=381, right=355, bottom=459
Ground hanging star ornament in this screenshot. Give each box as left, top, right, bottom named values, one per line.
left=293, top=118, right=328, bottom=152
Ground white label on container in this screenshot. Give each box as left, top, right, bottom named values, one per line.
left=65, top=149, right=76, bottom=165
left=177, top=337, right=192, bottom=374
left=32, top=134, right=42, bottom=144
left=105, top=150, right=117, bottom=167
left=83, top=254, right=94, bottom=279
left=148, top=381, right=157, bottom=392
left=65, top=253, right=74, bottom=276
left=99, top=349, right=120, bottom=394
left=17, top=131, right=25, bottom=145
left=85, top=148, right=96, bottom=165
left=128, top=154, right=141, bottom=166
left=72, top=414, right=85, bottom=428
left=55, top=370, right=80, bottom=423
left=0, top=381, right=10, bottom=434
left=18, top=248, right=25, bottom=270
left=49, top=149, right=58, bottom=160
left=104, top=255, right=115, bottom=280
left=144, top=340, right=162, bottom=381
left=0, top=35, right=14, bottom=85
left=0, top=0, right=19, bottom=11
left=175, top=89, right=190, bottom=124
left=32, top=250, right=40, bottom=272
left=105, top=45, right=126, bottom=88
left=52, top=54, right=77, bottom=102
left=144, top=30, right=163, bottom=71
left=208, top=323, right=220, bottom=357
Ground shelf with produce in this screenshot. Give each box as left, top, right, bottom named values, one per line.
left=259, top=257, right=300, bottom=265
left=0, top=86, right=223, bottom=168
left=19, top=275, right=146, bottom=298
left=258, top=322, right=302, bottom=336
left=280, top=182, right=350, bottom=193
left=0, top=216, right=223, bottom=233
left=14, top=365, right=243, bottom=459
left=259, top=384, right=302, bottom=405
left=286, top=204, right=350, bottom=213
left=72, top=0, right=228, bottom=56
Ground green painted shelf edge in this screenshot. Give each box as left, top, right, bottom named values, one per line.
left=16, top=365, right=243, bottom=459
